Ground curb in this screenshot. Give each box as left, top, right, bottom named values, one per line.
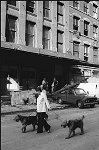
left=1, top=105, right=71, bottom=116
left=1, top=109, right=37, bottom=116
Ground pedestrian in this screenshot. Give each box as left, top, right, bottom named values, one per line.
left=36, top=85, right=51, bottom=133
left=70, top=79, right=74, bottom=86
left=41, top=78, right=48, bottom=91
left=51, top=77, right=58, bottom=93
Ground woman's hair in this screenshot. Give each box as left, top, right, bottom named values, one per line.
left=36, top=86, right=42, bottom=92
left=42, top=84, right=47, bottom=91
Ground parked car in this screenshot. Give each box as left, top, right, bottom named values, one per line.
left=51, top=87, right=97, bottom=108
left=77, top=83, right=99, bottom=104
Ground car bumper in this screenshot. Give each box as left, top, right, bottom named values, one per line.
left=84, top=102, right=97, bottom=106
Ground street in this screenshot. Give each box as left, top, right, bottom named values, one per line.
left=1, top=105, right=99, bottom=150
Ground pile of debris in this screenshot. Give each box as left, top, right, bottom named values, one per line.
left=10, top=89, right=37, bottom=106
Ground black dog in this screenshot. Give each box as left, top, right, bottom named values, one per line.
left=14, top=113, right=48, bottom=133
left=61, top=115, right=85, bottom=139
left=14, top=114, right=37, bottom=133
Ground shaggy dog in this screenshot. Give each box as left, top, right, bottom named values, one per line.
left=14, top=114, right=37, bottom=133
left=14, top=113, right=48, bottom=133
left=61, top=115, right=85, bottom=139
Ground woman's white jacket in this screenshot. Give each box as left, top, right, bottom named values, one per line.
left=37, top=90, right=51, bottom=113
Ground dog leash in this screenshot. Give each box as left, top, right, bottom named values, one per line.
left=28, top=108, right=63, bottom=122
left=51, top=110, right=63, bottom=121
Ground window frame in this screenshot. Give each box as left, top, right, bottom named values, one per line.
left=84, top=1, right=88, bottom=14
left=7, top=1, right=16, bottom=6
left=93, top=4, right=98, bottom=19
left=25, top=21, right=35, bottom=47
left=93, top=25, right=98, bottom=38
left=84, top=44, right=89, bottom=61
left=43, top=1, right=50, bottom=19
left=57, top=2, right=64, bottom=25
left=43, top=26, right=50, bottom=50
left=6, top=15, right=17, bottom=43
left=93, top=47, right=98, bottom=62
left=73, top=16, right=79, bottom=31
left=57, top=30, right=64, bottom=53
left=73, top=41, right=79, bottom=57
left=26, top=1, right=36, bottom=14
left=73, top=1, right=79, bottom=9
left=84, top=21, right=89, bottom=36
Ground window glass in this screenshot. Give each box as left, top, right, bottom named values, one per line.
left=58, top=4, right=63, bottom=14
left=25, top=21, right=35, bottom=46
left=93, top=47, right=98, bottom=63
left=44, top=1, right=49, bottom=8
left=93, top=25, right=97, bottom=38
left=58, top=32, right=63, bottom=43
left=43, top=26, right=50, bottom=49
left=6, top=15, right=17, bottom=42
left=93, top=4, right=97, bottom=18
left=84, top=44, right=89, bottom=61
left=73, top=16, right=79, bottom=30
left=84, top=1, right=88, bottom=13
left=57, top=2, right=63, bottom=24
left=7, top=1, right=16, bottom=6
left=84, top=21, right=89, bottom=36
left=73, top=42, right=79, bottom=57
left=73, top=1, right=78, bottom=8
left=43, top=1, right=50, bottom=18
left=57, top=31, right=63, bottom=52
left=26, top=1, right=35, bottom=13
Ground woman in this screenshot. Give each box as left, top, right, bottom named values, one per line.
left=36, top=85, right=51, bottom=133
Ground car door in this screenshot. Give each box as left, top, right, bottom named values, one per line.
left=66, top=88, right=77, bottom=104
left=59, top=90, right=67, bottom=102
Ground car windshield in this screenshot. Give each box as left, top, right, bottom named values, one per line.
left=75, top=88, right=86, bottom=95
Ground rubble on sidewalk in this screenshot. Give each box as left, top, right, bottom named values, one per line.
left=1, top=102, right=69, bottom=115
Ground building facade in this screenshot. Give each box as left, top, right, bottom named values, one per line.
left=69, top=1, right=99, bottom=81
left=1, top=1, right=99, bottom=96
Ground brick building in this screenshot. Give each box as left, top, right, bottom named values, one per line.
left=1, top=1, right=99, bottom=96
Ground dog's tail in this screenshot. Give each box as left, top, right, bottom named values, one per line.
left=81, top=115, right=85, bottom=120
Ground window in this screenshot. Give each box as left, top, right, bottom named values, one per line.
left=25, top=21, right=35, bottom=47
left=7, top=1, right=16, bottom=6
left=93, top=47, right=98, bottom=63
left=26, top=1, right=36, bottom=13
left=73, top=41, right=79, bottom=57
left=57, top=2, right=64, bottom=24
left=73, top=1, right=79, bottom=9
left=6, top=15, right=17, bottom=43
left=84, top=21, right=89, bottom=36
left=57, top=31, right=63, bottom=53
left=84, top=1, right=88, bottom=14
left=84, top=44, right=89, bottom=61
left=93, top=4, right=97, bottom=19
left=73, top=16, right=79, bottom=31
left=93, top=25, right=98, bottom=38
left=43, top=26, right=50, bottom=49
left=43, top=1, right=50, bottom=18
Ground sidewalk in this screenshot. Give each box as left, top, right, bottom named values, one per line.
left=1, top=102, right=68, bottom=115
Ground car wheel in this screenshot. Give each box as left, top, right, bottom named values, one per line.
left=77, top=101, right=83, bottom=108
left=90, top=104, right=95, bottom=108
left=58, top=98, right=63, bottom=104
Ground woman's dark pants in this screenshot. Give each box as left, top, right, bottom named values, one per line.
left=37, top=112, right=50, bottom=133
